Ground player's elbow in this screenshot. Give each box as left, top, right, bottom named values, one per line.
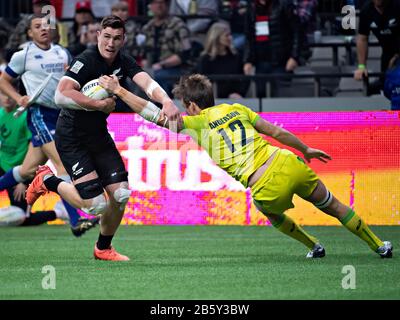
left=54, top=88, right=65, bottom=107
left=271, top=126, right=285, bottom=139
left=54, top=88, right=81, bottom=110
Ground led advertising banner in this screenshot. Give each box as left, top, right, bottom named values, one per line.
left=1, top=111, right=399, bottom=225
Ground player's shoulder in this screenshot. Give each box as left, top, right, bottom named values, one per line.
left=182, top=113, right=208, bottom=130
left=8, top=42, right=33, bottom=66
left=229, top=103, right=253, bottom=114
left=11, top=42, right=32, bottom=57
left=74, top=46, right=98, bottom=63
left=68, top=47, right=97, bottom=73
left=52, top=43, right=69, bottom=54
left=120, top=50, right=138, bottom=64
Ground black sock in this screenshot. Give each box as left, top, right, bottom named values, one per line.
left=97, top=233, right=114, bottom=250
left=44, top=176, right=63, bottom=193
left=21, top=211, right=57, bottom=226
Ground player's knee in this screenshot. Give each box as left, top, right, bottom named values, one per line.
left=313, top=189, right=334, bottom=210
left=112, top=182, right=130, bottom=209
left=19, top=165, right=36, bottom=180
left=75, top=179, right=107, bottom=215
left=83, top=194, right=108, bottom=215
left=102, top=171, right=130, bottom=210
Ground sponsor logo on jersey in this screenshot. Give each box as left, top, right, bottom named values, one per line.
left=72, top=162, right=83, bottom=176
left=70, top=61, right=84, bottom=74
left=34, top=54, right=43, bottom=59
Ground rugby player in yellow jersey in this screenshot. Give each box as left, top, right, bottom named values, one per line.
left=99, top=73, right=393, bottom=258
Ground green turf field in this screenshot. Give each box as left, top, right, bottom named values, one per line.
left=0, top=225, right=398, bottom=300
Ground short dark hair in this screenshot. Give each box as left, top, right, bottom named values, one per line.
left=28, top=13, right=49, bottom=29
left=172, top=74, right=215, bottom=110
left=100, top=15, right=125, bottom=33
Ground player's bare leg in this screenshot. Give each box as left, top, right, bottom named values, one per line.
left=93, top=182, right=129, bottom=261
left=40, top=141, right=69, bottom=176
left=254, top=202, right=324, bottom=258
left=26, top=167, right=102, bottom=236
left=0, top=142, right=47, bottom=192
left=100, top=182, right=127, bottom=235
left=18, top=142, right=48, bottom=179
left=304, top=180, right=392, bottom=258
left=40, top=141, right=96, bottom=234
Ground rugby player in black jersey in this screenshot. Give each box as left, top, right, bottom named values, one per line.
left=26, top=15, right=181, bottom=261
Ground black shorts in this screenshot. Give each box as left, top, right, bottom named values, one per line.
left=55, top=116, right=126, bottom=187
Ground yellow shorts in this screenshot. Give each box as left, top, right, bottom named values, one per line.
left=251, top=149, right=319, bottom=214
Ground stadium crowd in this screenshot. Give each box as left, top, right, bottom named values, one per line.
left=0, top=0, right=398, bottom=107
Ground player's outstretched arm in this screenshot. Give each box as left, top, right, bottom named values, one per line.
left=254, top=117, right=332, bottom=163
left=99, top=75, right=182, bottom=131
left=131, top=71, right=182, bottom=125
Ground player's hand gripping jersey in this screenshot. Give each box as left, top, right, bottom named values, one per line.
left=181, top=103, right=279, bottom=187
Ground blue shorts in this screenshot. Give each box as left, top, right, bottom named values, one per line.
left=27, top=105, right=60, bottom=147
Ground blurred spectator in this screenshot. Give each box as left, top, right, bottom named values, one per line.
left=67, top=0, right=95, bottom=52
left=243, top=0, right=302, bottom=97
left=169, top=0, right=219, bottom=52
left=5, top=0, right=52, bottom=59
left=197, top=21, right=248, bottom=99
left=384, top=54, right=400, bottom=110
left=219, top=0, right=248, bottom=52
left=296, top=0, right=318, bottom=65
left=0, top=20, right=11, bottom=71
left=111, top=0, right=141, bottom=60
left=140, top=0, right=192, bottom=96
left=32, top=0, right=52, bottom=14
left=297, top=0, right=318, bottom=34
left=50, top=21, right=61, bottom=44
left=67, top=21, right=100, bottom=57
left=354, top=0, right=400, bottom=95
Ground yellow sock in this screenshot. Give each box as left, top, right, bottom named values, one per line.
left=272, top=214, right=318, bottom=249
left=340, top=209, right=384, bottom=251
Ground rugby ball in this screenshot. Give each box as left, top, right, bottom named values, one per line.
left=0, top=206, right=26, bottom=226
left=80, top=79, right=111, bottom=100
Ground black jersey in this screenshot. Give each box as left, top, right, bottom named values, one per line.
left=358, top=0, right=400, bottom=70
left=60, top=46, right=143, bottom=133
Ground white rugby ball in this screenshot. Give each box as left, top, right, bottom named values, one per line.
left=80, top=79, right=111, bottom=100
left=0, top=206, right=26, bottom=226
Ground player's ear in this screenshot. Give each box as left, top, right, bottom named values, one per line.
left=188, top=101, right=200, bottom=114
left=27, top=28, right=33, bottom=39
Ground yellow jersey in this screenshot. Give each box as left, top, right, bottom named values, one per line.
left=182, top=103, right=279, bottom=187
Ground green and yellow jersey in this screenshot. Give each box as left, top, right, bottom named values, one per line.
left=182, top=103, right=279, bottom=187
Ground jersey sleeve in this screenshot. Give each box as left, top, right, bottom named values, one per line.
left=5, top=49, right=26, bottom=78
left=64, top=56, right=92, bottom=88
left=181, top=114, right=208, bottom=131
left=237, top=104, right=260, bottom=126
left=122, top=53, right=143, bottom=79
